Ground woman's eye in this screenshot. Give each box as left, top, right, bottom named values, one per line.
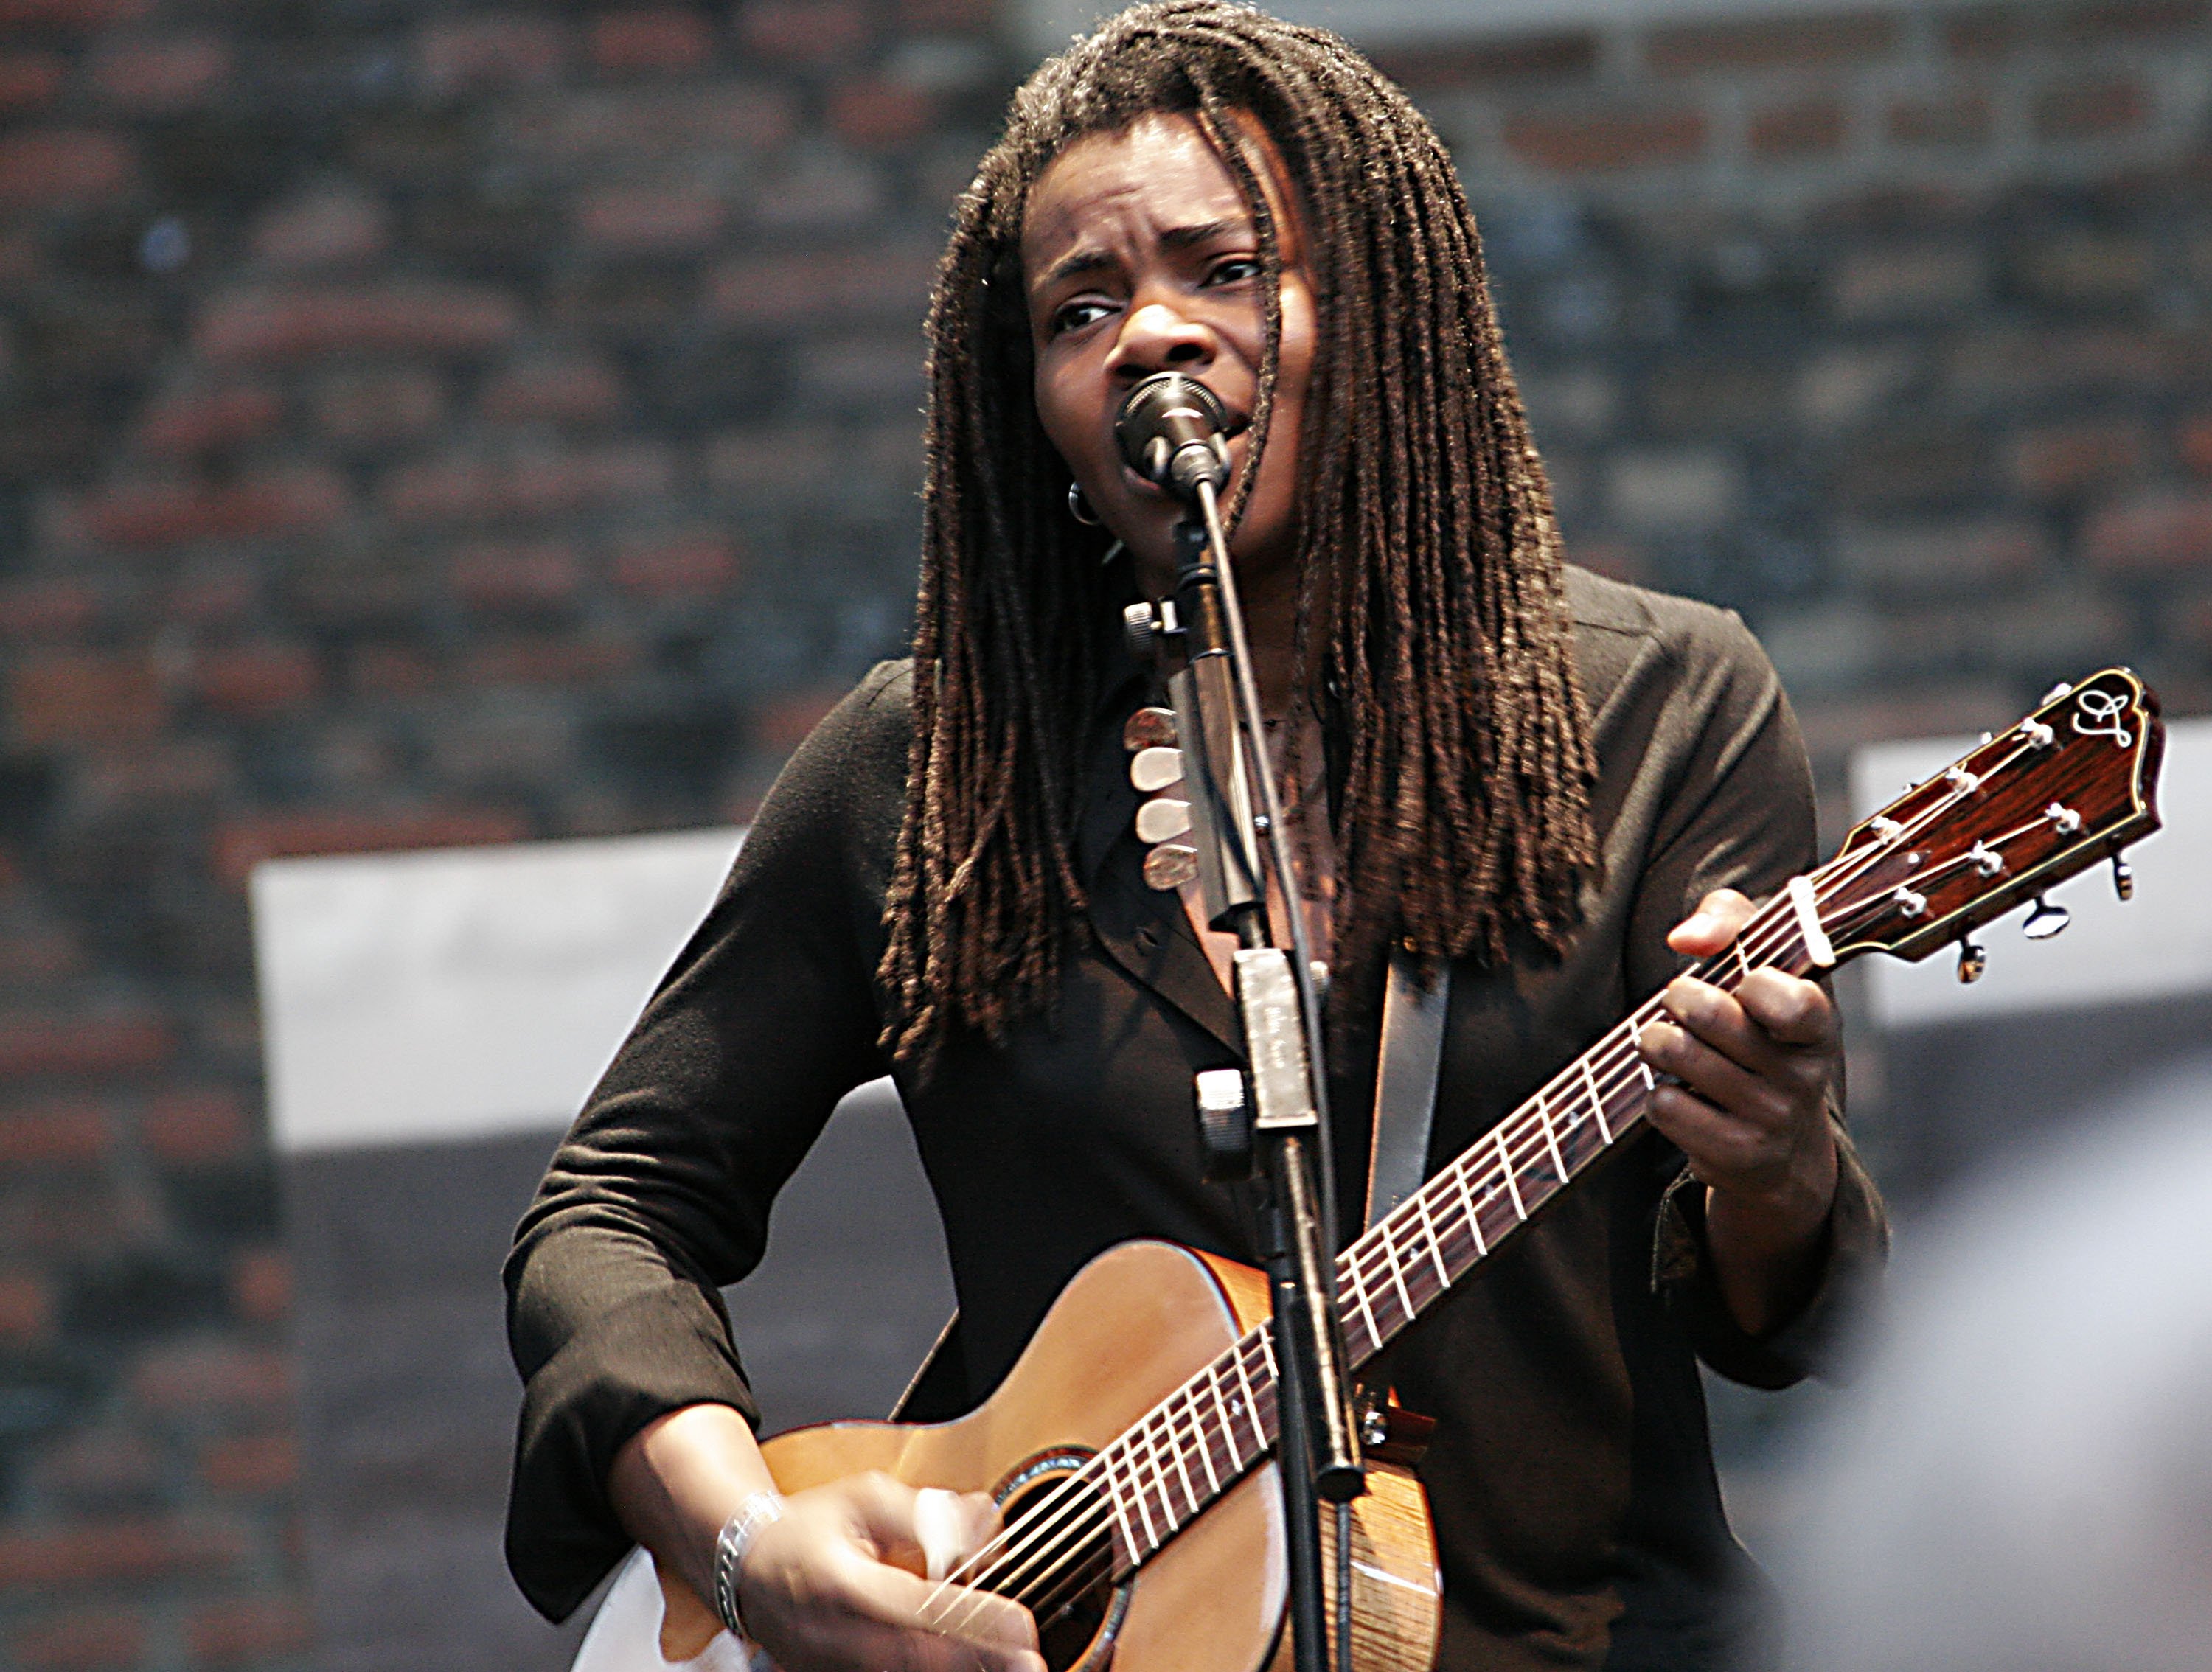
left=1052, top=300, right=1113, bottom=335
left=1208, top=257, right=1262, bottom=285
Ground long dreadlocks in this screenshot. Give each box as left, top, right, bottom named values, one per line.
left=879, top=0, right=1597, bottom=1069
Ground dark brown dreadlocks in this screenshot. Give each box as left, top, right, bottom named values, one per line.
left=880, top=0, right=1597, bottom=1069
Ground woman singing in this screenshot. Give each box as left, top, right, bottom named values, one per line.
left=505, top=6, right=1887, bottom=1668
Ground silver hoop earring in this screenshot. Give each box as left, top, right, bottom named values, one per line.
left=1067, top=481, right=1102, bottom=526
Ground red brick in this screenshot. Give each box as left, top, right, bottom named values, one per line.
left=2084, top=490, right=2212, bottom=571
left=504, top=85, right=797, bottom=162
left=1646, top=13, right=1899, bottom=72
left=450, top=540, right=583, bottom=609
left=0, top=579, right=102, bottom=638
left=737, top=0, right=869, bottom=60
left=348, top=644, right=439, bottom=698
left=590, top=7, right=714, bottom=72
left=2179, top=413, right=2212, bottom=474
left=211, top=808, right=527, bottom=885
left=2059, top=0, right=2208, bottom=38
left=0, top=1014, right=170, bottom=1078
left=754, top=686, right=844, bottom=753
left=1749, top=100, right=1847, bottom=159
left=1502, top=108, right=1705, bottom=173
left=70, top=467, right=347, bottom=550
left=0, top=130, right=133, bottom=209
left=11, top=652, right=166, bottom=745
left=0, top=0, right=148, bottom=26
left=313, top=367, right=445, bottom=444
left=612, top=530, right=740, bottom=596
left=249, top=188, right=389, bottom=270
left=12, top=1609, right=146, bottom=1671
left=139, top=386, right=283, bottom=456
left=196, top=282, right=519, bottom=365
left=165, top=563, right=257, bottom=626
left=29, top=1432, right=161, bottom=1510
left=2035, top=74, right=2146, bottom=138
left=1370, top=32, right=1598, bottom=87
left=0, top=1271, right=52, bottom=1342
left=1888, top=91, right=1993, bottom=146
left=894, top=0, right=992, bottom=27
left=132, top=1342, right=290, bottom=1413
left=828, top=80, right=937, bottom=147
left=230, top=1249, right=290, bottom=1326
left=0, top=1520, right=244, bottom=1589
left=2011, top=421, right=2146, bottom=495
left=0, top=52, right=66, bottom=111
left=416, top=13, right=568, bottom=93
left=143, top=1089, right=250, bottom=1165
left=0, top=1101, right=109, bottom=1164
left=186, top=1598, right=311, bottom=1665
left=572, top=184, right=727, bottom=254
left=89, top=34, right=228, bottom=110
left=709, top=242, right=939, bottom=327
left=200, top=1434, right=297, bottom=1495
left=481, top=355, right=625, bottom=425
left=381, top=443, right=675, bottom=525
left=195, top=644, right=319, bottom=719
left=463, top=636, right=635, bottom=687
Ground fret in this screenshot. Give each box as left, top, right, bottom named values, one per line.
left=1494, top=1123, right=1527, bottom=1220
left=1381, top=1225, right=1415, bottom=1321
left=1349, top=1253, right=1382, bottom=1351
left=1451, top=1157, right=1488, bottom=1257
left=1413, top=1184, right=1451, bottom=1289
left=1126, top=1429, right=1164, bottom=1550
left=1733, top=939, right=1753, bottom=980
left=1164, top=1404, right=1199, bottom=1519
left=1207, top=1362, right=1242, bottom=1471
left=1582, top=1056, right=1613, bottom=1143
left=1231, top=1341, right=1262, bottom=1455
left=1115, top=1441, right=1159, bottom=1553
left=1536, top=1090, right=1568, bottom=1185
left=1191, top=1382, right=1222, bottom=1496
left=1102, top=1453, right=1138, bottom=1565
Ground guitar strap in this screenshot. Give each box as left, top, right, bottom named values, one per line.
left=1363, top=951, right=1451, bottom=1230
left=894, top=954, right=1452, bottom=1424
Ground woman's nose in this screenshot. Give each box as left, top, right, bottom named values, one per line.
left=1107, top=302, right=1216, bottom=382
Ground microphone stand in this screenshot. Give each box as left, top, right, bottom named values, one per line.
left=1160, top=470, right=1365, bottom=1672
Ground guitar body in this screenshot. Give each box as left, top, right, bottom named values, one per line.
left=641, top=1240, right=1441, bottom=1672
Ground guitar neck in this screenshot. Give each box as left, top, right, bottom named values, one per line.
left=1089, top=891, right=1829, bottom=1575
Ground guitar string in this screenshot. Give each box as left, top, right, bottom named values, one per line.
left=918, top=727, right=2067, bottom=1635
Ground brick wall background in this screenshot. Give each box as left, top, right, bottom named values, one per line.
left=0, top=0, right=2206, bottom=1663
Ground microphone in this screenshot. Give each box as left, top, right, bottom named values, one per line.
left=1115, top=372, right=1232, bottom=504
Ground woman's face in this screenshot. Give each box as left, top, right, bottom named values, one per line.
left=1022, top=111, right=1317, bottom=603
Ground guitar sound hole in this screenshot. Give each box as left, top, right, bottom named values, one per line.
left=992, top=1452, right=1127, bottom=1672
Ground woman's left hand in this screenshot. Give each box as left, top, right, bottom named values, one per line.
left=1638, top=888, right=1841, bottom=1336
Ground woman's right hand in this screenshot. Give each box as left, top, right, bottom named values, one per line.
left=735, top=1472, right=1044, bottom=1672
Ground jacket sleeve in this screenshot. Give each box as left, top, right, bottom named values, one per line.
left=501, top=663, right=910, bottom=1622
left=1619, top=605, right=1889, bottom=1390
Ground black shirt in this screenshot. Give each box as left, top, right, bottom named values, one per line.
left=504, top=565, right=1887, bottom=1668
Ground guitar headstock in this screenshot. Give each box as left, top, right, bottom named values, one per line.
left=1818, top=669, right=2164, bottom=966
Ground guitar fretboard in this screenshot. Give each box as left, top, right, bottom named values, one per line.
left=1088, top=914, right=1821, bottom=1576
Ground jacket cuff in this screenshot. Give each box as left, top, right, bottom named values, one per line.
left=1652, top=1120, right=1888, bottom=1390
left=504, top=1283, right=759, bottom=1623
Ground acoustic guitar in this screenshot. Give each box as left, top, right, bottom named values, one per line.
left=575, top=668, right=2164, bottom=1672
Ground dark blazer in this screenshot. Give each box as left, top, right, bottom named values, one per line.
left=504, top=566, right=1887, bottom=1669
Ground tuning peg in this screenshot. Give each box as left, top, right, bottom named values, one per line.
left=2112, top=856, right=2135, bottom=901
left=1135, top=798, right=1191, bottom=844
left=2040, top=680, right=2075, bottom=704
left=1955, top=938, right=1987, bottom=983
left=1130, top=745, right=1182, bottom=792
left=1123, top=602, right=1161, bottom=663
left=2023, top=894, right=2070, bottom=940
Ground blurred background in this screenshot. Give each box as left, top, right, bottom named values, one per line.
left=0, top=0, right=2208, bottom=1665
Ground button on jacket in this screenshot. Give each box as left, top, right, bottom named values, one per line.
left=504, top=565, right=1887, bottom=1669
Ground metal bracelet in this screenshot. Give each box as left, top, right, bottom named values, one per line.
left=712, top=1490, right=785, bottom=1640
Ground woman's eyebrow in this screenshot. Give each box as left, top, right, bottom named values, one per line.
left=1032, top=217, right=1252, bottom=294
